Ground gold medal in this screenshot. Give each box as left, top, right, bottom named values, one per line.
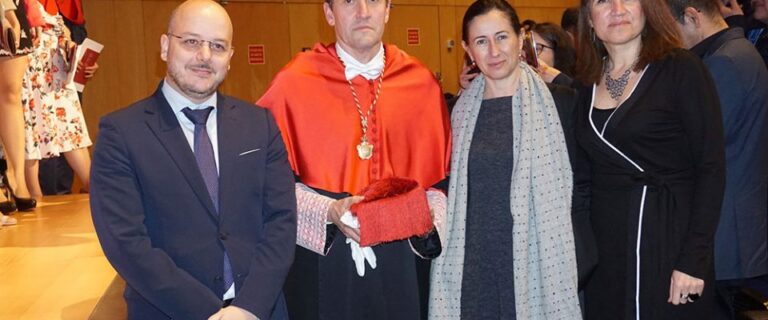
left=342, top=52, right=384, bottom=161
left=357, top=139, right=374, bottom=160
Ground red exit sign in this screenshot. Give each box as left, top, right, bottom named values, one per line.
left=248, top=44, right=265, bottom=65
left=407, top=28, right=420, bottom=46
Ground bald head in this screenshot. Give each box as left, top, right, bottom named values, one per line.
left=167, top=0, right=233, bottom=41
left=160, top=0, right=235, bottom=104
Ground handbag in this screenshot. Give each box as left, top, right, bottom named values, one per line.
left=0, top=12, right=17, bottom=55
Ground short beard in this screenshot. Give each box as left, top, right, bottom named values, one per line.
left=167, top=64, right=221, bottom=100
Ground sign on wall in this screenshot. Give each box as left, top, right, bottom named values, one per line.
left=248, top=45, right=265, bottom=65
left=407, top=28, right=420, bottom=46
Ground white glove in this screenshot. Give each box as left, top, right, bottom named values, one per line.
left=341, top=211, right=377, bottom=277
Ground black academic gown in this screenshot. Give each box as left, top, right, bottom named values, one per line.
left=284, top=186, right=441, bottom=320
left=575, top=49, right=726, bottom=320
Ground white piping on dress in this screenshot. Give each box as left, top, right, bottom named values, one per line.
left=588, top=65, right=648, bottom=320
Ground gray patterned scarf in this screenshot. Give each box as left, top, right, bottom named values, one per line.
left=429, top=63, right=581, bottom=319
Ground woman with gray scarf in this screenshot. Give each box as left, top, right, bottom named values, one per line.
left=429, top=0, right=583, bottom=318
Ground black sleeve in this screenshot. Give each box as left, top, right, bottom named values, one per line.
left=552, top=73, right=575, bottom=88
left=672, top=52, right=726, bottom=279
left=548, top=83, right=577, bottom=161
left=430, top=177, right=449, bottom=193
left=553, top=84, right=597, bottom=289
left=409, top=230, right=442, bottom=259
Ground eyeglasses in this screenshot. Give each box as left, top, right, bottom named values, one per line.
left=535, top=43, right=554, bottom=56
left=167, top=33, right=233, bottom=54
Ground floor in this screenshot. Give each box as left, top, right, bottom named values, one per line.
left=0, top=194, right=118, bottom=320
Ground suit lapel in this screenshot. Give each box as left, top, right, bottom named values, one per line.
left=144, top=85, right=219, bottom=219
left=215, top=94, right=240, bottom=219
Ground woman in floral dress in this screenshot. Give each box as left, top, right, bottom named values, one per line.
left=21, top=0, right=91, bottom=198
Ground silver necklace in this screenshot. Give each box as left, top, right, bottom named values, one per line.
left=605, top=68, right=632, bottom=101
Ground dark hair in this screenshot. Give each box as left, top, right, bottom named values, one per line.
left=463, top=52, right=473, bottom=65
left=522, top=19, right=537, bottom=31
left=561, top=7, right=579, bottom=33
left=666, top=0, right=721, bottom=22
left=533, top=23, right=577, bottom=77
left=575, top=0, right=682, bottom=84
left=462, top=0, right=522, bottom=43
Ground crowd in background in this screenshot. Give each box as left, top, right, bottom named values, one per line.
left=0, top=0, right=96, bottom=228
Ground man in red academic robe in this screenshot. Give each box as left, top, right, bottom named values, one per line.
left=257, top=0, right=450, bottom=318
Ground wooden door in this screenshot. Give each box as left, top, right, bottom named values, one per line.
left=223, top=1, right=292, bottom=102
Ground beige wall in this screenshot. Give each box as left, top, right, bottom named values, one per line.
left=80, top=0, right=578, bottom=138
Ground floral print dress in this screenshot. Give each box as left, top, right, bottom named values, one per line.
left=21, top=5, right=91, bottom=160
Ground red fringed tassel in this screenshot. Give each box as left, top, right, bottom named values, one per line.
left=350, top=177, right=433, bottom=247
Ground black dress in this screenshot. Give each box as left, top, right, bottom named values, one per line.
left=576, top=49, right=726, bottom=319
left=461, top=96, right=516, bottom=319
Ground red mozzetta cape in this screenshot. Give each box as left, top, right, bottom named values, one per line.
left=38, top=0, right=58, bottom=15
left=36, top=0, right=84, bottom=24
left=55, top=0, right=84, bottom=24
left=258, top=43, right=451, bottom=194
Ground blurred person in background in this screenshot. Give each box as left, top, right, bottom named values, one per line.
left=0, top=0, right=39, bottom=217
left=531, top=22, right=578, bottom=86
left=21, top=0, right=92, bottom=199
left=37, top=0, right=97, bottom=196
left=667, top=0, right=768, bottom=318
left=562, top=7, right=580, bottom=44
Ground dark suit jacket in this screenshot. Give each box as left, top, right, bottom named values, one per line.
left=90, top=84, right=297, bottom=319
left=693, top=28, right=768, bottom=280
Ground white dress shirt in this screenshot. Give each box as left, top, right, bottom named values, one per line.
left=161, top=80, right=220, bottom=173
left=336, top=43, right=385, bottom=81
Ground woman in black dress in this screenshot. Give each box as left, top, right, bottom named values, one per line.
left=429, top=0, right=582, bottom=318
left=574, top=0, right=726, bottom=318
left=0, top=0, right=36, bottom=215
